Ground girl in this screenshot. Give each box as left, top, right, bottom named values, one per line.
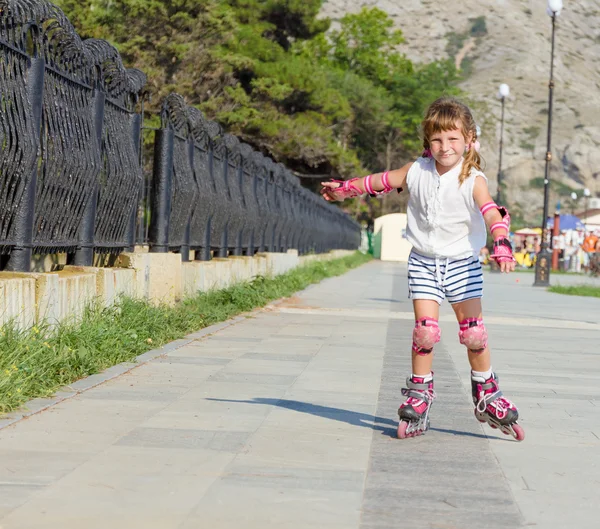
left=321, top=97, right=524, bottom=441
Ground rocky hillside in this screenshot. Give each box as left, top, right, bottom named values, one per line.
left=321, top=0, right=600, bottom=221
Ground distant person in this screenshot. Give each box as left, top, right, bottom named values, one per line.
left=582, top=232, right=598, bottom=272
left=529, top=237, right=542, bottom=263
left=553, top=230, right=566, bottom=267
left=564, top=240, right=577, bottom=272
left=320, top=96, right=523, bottom=441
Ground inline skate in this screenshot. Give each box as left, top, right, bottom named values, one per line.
left=471, top=372, right=525, bottom=441
left=397, top=375, right=436, bottom=439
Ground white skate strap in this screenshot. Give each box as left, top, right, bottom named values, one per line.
left=405, top=379, right=431, bottom=391
left=480, top=382, right=503, bottom=403
left=401, top=389, right=429, bottom=400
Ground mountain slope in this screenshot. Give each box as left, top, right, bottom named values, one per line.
left=321, top=0, right=600, bottom=220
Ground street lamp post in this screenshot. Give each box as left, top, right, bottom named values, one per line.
left=584, top=187, right=591, bottom=229
left=534, top=0, right=563, bottom=287
left=496, top=83, right=510, bottom=204
left=570, top=191, right=578, bottom=214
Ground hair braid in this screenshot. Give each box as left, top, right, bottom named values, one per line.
left=459, top=138, right=482, bottom=185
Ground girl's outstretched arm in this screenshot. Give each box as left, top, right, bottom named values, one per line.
left=320, top=162, right=413, bottom=202
left=473, top=176, right=516, bottom=273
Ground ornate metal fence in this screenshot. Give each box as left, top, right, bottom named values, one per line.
left=0, top=0, right=360, bottom=272
left=0, top=0, right=146, bottom=271
left=147, top=94, right=360, bottom=261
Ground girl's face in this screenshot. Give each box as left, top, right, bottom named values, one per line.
left=428, top=121, right=472, bottom=174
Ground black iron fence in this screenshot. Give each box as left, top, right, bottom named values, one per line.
left=0, top=0, right=360, bottom=272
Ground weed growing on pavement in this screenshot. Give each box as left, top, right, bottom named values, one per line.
left=0, top=252, right=371, bottom=413
left=548, top=285, right=600, bottom=298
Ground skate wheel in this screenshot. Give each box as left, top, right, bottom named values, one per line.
left=397, top=421, right=409, bottom=439
left=512, top=424, right=525, bottom=442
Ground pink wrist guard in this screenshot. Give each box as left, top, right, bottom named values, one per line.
left=329, top=177, right=363, bottom=199
left=330, top=172, right=396, bottom=199
left=490, top=236, right=515, bottom=263
left=364, top=172, right=394, bottom=196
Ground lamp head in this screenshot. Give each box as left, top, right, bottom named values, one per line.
left=570, top=192, right=578, bottom=201
left=498, top=83, right=510, bottom=98
left=584, top=188, right=591, bottom=197
left=547, top=0, right=563, bottom=15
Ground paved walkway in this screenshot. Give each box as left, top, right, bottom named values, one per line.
left=1, top=261, right=599, bottom=528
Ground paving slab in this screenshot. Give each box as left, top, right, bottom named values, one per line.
left=1, top=260, right=599, bottom=528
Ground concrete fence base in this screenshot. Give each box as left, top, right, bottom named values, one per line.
left=0, top=250, right=354, bottom=330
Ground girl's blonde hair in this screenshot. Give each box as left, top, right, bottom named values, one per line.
left=422, top=96, right=483, bottom=185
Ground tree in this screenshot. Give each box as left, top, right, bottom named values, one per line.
left=52, top=0, right=461, bottom=205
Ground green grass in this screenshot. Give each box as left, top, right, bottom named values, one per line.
left=548, top=285, right=600, bottom=298
left=0, top=252, right=371, bottom=414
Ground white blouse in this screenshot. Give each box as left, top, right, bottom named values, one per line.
left=405, top=156, right=487, bottom=259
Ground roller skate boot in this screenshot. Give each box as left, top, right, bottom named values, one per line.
left=471, top=372, right=525, bottom=441
left=397, top=374, right=436, bottom=439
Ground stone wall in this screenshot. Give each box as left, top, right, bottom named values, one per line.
left=0, top=250, right=354, bottom=330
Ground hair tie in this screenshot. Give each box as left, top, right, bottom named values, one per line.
left=422, top=148, right=432, bottom=158
left=466, top=141, right=481, bottom=153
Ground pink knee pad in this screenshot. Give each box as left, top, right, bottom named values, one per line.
left=458, top=318, right=488, bottom=353
left=412, top=317, right=441, bottom=355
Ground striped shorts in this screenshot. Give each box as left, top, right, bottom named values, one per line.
left=407, top=250, right=483, bottom=305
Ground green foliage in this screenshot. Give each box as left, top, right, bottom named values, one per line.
left=529, top=177, right=576, bottom=197
left=523, top=125, right=541, bottom=138
left=519, top=140, right=535, bottom=151
left=53, top=0, right=461, bottom=182
left=446, top=30, right=469, bottom=58
left=0, top=252, right=372, bottom=413
left=548, top=285, right=600, bottom=297
left=469, top=16, right=487, bottom=37
left=324, top=7, right=407, bottom=83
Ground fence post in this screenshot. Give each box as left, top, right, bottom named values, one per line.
left=127, top=112, right=142, bottom=251
left=72, top=88, right=105, bottom=266
left=194, top=218, right=212, bottom=261
left=194, top=143, right=212, bottom=262
left=179, top=137, right=195, bottom=262
left=148, top=128, right=174, bottom=252
left=5, top=58, right=45, bottom=272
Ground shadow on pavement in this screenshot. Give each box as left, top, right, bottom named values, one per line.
left=206, top=398, right=498, bottom=440
left=430, top=427, right=493, bottom=440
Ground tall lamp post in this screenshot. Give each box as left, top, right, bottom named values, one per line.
left=534, top=0, right=563, bottom=287
left=570, top=192, right=578, bottom=214
left=496, top=83, right=510, bottom=203
left=583, top=187, right=591, bottom=229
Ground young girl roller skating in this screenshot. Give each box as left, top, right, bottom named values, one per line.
left=321, top=96, right=524, bottom=442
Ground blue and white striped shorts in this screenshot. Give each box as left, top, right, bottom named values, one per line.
left=407, top=250, right=483, bottom=305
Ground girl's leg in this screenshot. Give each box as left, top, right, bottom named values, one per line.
left=412, top=299, right=440, bottom=375
left=397, top=299, right=440, bottom=439
left=451, top=298, right=490, bottom=372
left=451, top=298, right=524, bottom=440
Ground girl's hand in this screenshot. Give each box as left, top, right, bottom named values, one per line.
left=491, top=237, right=516, bottom=273
left=320, top=178, right=363, bottom=202
left=320, top=181, right=344, bottom=202
left=499, top=259, right=516, bottom=274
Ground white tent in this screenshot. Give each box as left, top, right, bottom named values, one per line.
left=514, top=228, right=542, bottom=235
